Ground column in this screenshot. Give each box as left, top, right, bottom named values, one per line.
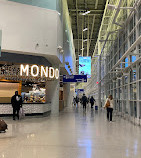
left=98, top=55, right=101, bottom=107
left=63, top=83, right=71, bottom=107
left=46, top=65, right=60, bottom=116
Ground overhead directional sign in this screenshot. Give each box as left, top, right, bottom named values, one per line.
left=63, top=75, right=87, bottom=83
left=75, top=89, right=84, bottom=92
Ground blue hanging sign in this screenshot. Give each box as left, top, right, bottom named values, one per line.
left=63, top=75, right=87, bottom=83
left=75, top=89, right=84, bottom=92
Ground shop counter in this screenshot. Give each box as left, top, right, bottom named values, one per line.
left=0, top=103, right=51, bottom=116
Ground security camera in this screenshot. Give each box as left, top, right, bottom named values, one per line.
left=57, top=46, right=62, bottom=50
left=60, top=49, right=64, bottom=53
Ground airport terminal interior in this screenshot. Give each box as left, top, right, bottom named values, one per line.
left=0, top=0, right=141, bottom=157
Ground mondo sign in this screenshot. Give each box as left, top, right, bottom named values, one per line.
left=20, top=64, right=59, bottom=79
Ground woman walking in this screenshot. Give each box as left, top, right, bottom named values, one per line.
left=104, top=95, right=114, bottom=122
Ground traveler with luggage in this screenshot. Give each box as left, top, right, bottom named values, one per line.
left=90, top=96, right=96, bottom=108
left=11, top=91, right=22, bottom=120
left=81, top=94, right=88, bottom=110
left=104, top=95, right=114, bottom=122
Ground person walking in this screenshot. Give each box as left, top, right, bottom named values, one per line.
left=75, top=96, right=79, bottom=107
left=11, top=91, right=22, bottom=120
left=104, top=95, right=114, bottom=122
left=81, top=94, right=87, bottom=110
left=90, top=96, right=96, bottom=108
left=73, top=96, right=76, bottom=106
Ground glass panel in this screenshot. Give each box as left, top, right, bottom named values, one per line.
left=125, top=76, right=128, bottom=84
left=139, top=23, right=141, bottom=36
left=129, top=31, right=136, bottom=46
left=139, top=66, right=141, bottom=79
left=21, top=83, right=46, bottom=103
left=130, top=83, right=137, bottom=100
left=139, top=44, right=141, bottom=54
left=139, top=102, right=141, bottom=119
left=138, top=4, right=141, bottom=20
left=123, top=100, right=126, bottom=113
left=133, top=83, right=137, bottom=100
left=133, top=70, right=136, bottom=81
left=130, top=101, right=134, bottom=116
left=129, top=17, right=134, bottom=32
left=134, top=101, right=137, bottom=118
left=125, top=57, right=128, bottom=67
left=130, top=84, right=133, bottom=99
left=131, top=56, right=136, bottom=62
left=139, top=82, right=141, bottom=100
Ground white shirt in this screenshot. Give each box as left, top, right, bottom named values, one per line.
left=104, top=98, right=114, bottom=108
left=16, top=96, right=20, bottom=101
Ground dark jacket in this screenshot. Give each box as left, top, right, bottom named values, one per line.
left=75, top=97, right=79, bottom=103
left=11, top=95, right=22, bottom=110
left=90, top=97, right=95, bottom=104
left=82, top=95, right=87, bottom=104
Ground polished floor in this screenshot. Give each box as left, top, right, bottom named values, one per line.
left=0, top=105, right=141, bottom=158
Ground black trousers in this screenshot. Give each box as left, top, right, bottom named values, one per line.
left=107, top=108, right=113, bottom=121
left=91, top=103, right=94, bottom=108
left=13, top=108, right=20, bottom=120
left=83, top=103, right=86, bottom=110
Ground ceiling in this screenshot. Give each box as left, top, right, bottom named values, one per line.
left=67, top=0, right=106, bottom=69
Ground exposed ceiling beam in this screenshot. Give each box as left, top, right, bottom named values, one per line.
left=88, top=15, right=96, bottom=56
left=87, top=15, right=90, bottom=56
left=87, top=0, right=98, bottom=56
left=69, top=9, right=103, bottom=12
left=74, top=39, right=97, bottom=41
left=70, top=13, right=102, bottom=16
left=76, top=0, right=79, bottom=56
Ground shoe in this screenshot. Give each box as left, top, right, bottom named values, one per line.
left=13, top=118, right=15, bottom=120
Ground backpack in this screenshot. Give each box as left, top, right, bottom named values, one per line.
left=0, top=120, right=8, bottom=132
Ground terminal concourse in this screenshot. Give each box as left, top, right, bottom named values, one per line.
left=0, top=0, right=141, bottom=158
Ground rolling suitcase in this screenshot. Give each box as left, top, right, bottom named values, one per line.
left=0, top=119, right=8, bottom=132
left=95, top=105, right=98, bottom=110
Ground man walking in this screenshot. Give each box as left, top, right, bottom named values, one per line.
left=81, top=94, right=87, bottom=110
left=90, top=96, right=96, bottom=108
left=11, top=91, right=22, bottom=120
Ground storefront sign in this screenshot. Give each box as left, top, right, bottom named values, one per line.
left=20, top=64, right=59, bottom=79
left=63, top=75, right=87, bottom=83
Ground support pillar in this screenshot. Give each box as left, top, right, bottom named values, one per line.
left=46, top=65, right=60, bottom=116
left=98, top=55, right=101, bottom=107
left=63, top=83, right=71, bottom=107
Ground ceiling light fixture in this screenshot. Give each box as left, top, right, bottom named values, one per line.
left=83, top=28, right=88, bottom=32
left=80, top=48, right=84, bottom=51
left=82, top=10, right=91, bottom=15
left=83, top=39, right=88, bottom=42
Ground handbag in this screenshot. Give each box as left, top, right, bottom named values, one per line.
left=105, top=99, right=110, bottom=107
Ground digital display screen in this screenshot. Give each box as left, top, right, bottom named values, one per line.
left=79, top=56, right=91, bottom=78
